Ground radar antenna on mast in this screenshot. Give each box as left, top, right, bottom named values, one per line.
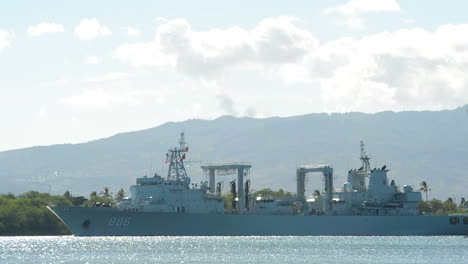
left=166, top=131, right=190, bottom=182
left=360, top=140, right=371, bottom=172
left=179, top=131, right=187, bottom=151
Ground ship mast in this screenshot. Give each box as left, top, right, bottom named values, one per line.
left=166, top=132, right=189, bottom=182
left=360, top=140, right=371, bottom=172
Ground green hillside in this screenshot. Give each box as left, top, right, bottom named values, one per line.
left=1, top=106, right=467, bottom=199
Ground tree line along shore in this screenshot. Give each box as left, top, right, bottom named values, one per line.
left=0, top=186, right=467, bottom=236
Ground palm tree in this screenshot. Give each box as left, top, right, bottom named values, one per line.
left=115, top=188, right=125, bottom=202
left=460, top=197, right=466, bottom=208
left=100, top=187, right=112, bottom=198
left=63, top=191, right=72, bottom=200
left=419, top=181, right=431, bottom=202
left=444, top=197, right=457, bottom=213
left=90, top=191, right=97, bottom=198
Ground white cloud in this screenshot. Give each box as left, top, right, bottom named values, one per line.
left=27, top=23, right=64, bottom=36
left=61, top=88, right=162, bottom=107
left=126, top=27, right=141, bottom=37
left=325, top=0, right=400, bottom=29
left=61, top=88, right=139, bottom=107
left=307, top=24, right=468, bottom=112
left=0, top=29, right=14, bottom=51
left=116, top=42, right=175, bottom=68
left=324, top=0, right=400, bottom=16
left=191, top=103, right=202, bottom=117
left=116, top=17, right=318, bottom=79
left=74, top=18, right=111, bottom=40
left=344, top=17, right=364, bottom=30
left=42, top=78, right=68, bottom=86
left=82, top=72, right=133, bottom=83
left=38, top=106, right=47, bottom=118
left=155, top=97, right=167, bottom=104
left=244, top=106, right=258, bottom=118
left=215, top=91, right=264, bottom=117
left=85, top=56, right=102, bottom=64
left=401, top=18, right=415, bottom=25
left=117, top=17, right=468, bottom=113
left=216, top=93, right=237, bottom=115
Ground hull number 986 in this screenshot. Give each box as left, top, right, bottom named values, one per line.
left=108, top=217, right=131, bottom=226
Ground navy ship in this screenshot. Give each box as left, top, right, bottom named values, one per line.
left=49, top=133, right=468, bottom=236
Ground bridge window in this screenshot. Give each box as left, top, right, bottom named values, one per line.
left=464, top=217, right=468, bottom=225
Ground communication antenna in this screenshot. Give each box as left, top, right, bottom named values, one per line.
left=179, top=130, right=186, bottom=151
left=360, top=140, right=371, bottom=172
left=167, top=131, right=190, bottom=182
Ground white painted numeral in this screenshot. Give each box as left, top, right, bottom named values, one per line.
left=116, top=218, right=123, bottom=226
left=108, top=217, right=131, bottom=227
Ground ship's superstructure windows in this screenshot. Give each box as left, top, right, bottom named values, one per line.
left=449, top=217, right=459, bottom=225
left=463, top=217, right=468, bottom=225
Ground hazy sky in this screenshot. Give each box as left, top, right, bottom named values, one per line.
left=1, top=0, right=468, bottom=151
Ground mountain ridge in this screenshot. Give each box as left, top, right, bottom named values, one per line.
left=1, top=105, right=467, bottom=200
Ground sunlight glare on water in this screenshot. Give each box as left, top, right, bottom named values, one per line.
left=0, top=236, right=467, bottom=264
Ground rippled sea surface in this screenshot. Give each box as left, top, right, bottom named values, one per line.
left=1, top=236, right=467, bottom=264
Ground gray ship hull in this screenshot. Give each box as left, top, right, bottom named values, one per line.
left=49, top=206, right=468, bottom=236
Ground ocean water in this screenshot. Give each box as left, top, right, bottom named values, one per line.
left=0, top=236, right=467, bottom=264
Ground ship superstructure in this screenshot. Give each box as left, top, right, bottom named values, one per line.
left=117, top=132, right=224, bottom=214
left=49, top=133, right=468, bottom=236
left=297, top=141, right=422, bottom=217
